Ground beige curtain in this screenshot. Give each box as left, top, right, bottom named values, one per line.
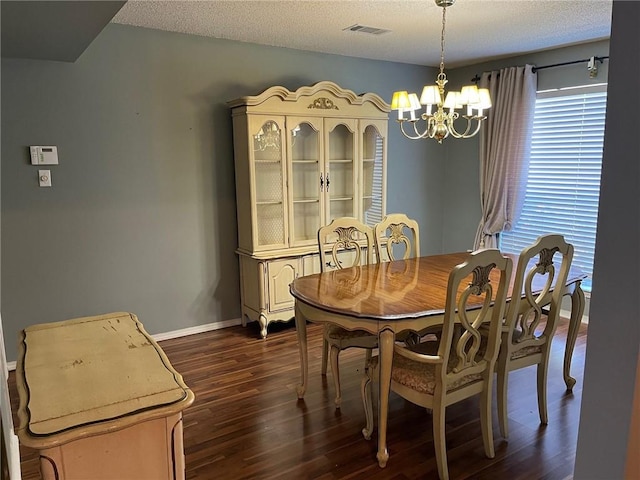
left=473, top=64, right=537, bottom=250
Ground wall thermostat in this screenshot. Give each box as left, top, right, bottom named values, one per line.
left=30, top=146, right=59, bottom=165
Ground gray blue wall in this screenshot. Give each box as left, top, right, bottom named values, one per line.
left=0, top=23, right=612, bottom=363
left=1, top=24, right=441, bottom=361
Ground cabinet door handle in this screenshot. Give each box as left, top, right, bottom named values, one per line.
left=326, top=173, right=330, bottom=192
left=320, top=174, right=324, bottom=192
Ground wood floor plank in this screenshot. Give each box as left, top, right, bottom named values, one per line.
left=8, top=318, right=587, bottom=479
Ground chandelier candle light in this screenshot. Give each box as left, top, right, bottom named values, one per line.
left=391, top=0, right=491, bottom=143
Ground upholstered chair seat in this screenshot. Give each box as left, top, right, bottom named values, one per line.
left=370, top=351, right=485, bottom=395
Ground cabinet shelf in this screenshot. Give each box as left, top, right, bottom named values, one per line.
left=329, top=159, right=353, bottom=163
left=291, top=159, right=319, bottom=164
left=293, top=198, right=320, bottom=204
left=330, top=196, right=354, bottom=202
left=255, top=159, right=281, bottom=164
left=257, top=200, right=283, bottom=206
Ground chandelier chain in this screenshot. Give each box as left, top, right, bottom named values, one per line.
left=439, top=4, right=446, bottom=76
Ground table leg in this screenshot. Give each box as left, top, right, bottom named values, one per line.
left=295, top=302, right=308, bottom=399
left=376, top=328, right=394, bottom=468
left=564, top=280, right=585, bottom=391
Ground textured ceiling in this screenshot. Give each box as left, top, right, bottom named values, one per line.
left=112, top=0, right=613, bottom=67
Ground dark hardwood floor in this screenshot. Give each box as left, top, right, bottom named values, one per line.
left=9, top=318, right=587, bottom=480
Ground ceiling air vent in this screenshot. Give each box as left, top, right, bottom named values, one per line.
left=343, top=24, right=391, bottom=35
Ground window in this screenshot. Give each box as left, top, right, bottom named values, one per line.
left=500, top=84, right=607, bottom=291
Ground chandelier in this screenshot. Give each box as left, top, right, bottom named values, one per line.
left=391, top=0, right=491, bottom=143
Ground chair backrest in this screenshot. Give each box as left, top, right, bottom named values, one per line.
left=437, top=249, right=512, bottom=389
left=503, top=234, right=574, bottom=348
left=317, top=217, right=375, bottom=273
left=374, top=213, right=420, bottom=262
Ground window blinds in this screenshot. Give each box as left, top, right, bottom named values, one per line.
left=500, top=86, right=607, bottom=291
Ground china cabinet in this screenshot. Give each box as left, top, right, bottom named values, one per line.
left=228, top=81, right=389, bottom=338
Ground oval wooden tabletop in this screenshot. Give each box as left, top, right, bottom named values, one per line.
left=290, top=252, right=587, bottom=321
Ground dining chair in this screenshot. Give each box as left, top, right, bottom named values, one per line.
left=361, top=249, right=513, bottom=479
left=374, top=213, right=420, bottom=262
left=374, top=213, right=438, bottom=346
left=496, top=234, right=574, bottom=438
left=318, top=216, right=379, bottom=408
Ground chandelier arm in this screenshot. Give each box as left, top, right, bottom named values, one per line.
left=447, top=118, right=472, bottom=138
left=428, top=116, right=439, bottom=138
left=412, top=119, right=434, bottom=139
left=398, top=121, right=429, bottom=140
left=462, top=119, right=484, bottom=138
left=448, top=116, right=484, bottom=139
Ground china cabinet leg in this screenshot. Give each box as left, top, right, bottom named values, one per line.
left=258, top=312, right=268, bottom=339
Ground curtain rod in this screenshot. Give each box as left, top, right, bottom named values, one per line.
left=471, top=56, right=610, bottom=83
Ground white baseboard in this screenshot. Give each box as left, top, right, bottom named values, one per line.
left=6, top=318, right=243, bottom=371
left=151, top=317, right=242, bottom=342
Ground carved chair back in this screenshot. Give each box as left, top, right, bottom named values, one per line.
left=318, top=217, right=374, bottom=272
left=503, top=234, right=574, bottom=353
left=374, top=213, right=420, bottom=262
left=434, top=249, right=512, bottom=389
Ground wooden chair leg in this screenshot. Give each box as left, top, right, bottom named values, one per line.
left=361, top=363, right=374, bottom=440
left=321, top=337, right=329, bottom=375
left=537, top=355, right=551, bottom=425
left=480, top=375, right=496, bottom=459
left=497, top=357, right=510, bottom=439
left=329, top=344, right=342, bottom=408
left=433, top=398, right=449, bottom=480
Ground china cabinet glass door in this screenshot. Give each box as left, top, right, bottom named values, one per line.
left=325, top=118, right=356, bottom=223
left=288, top=117, right=323, bottom=247
left=250, top=117, right=287, bottom=249
left=361, top=121, right=386, bottom=226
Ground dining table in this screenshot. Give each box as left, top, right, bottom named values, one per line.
left=289, top=251, right=587, bottom=468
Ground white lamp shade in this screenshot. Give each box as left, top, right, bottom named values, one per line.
left=459, top=85, right=480, bottom=105
left=419, top=85, right=441, bottom=106
left=408, top=93, right=422, bottom=111
left=443, top=91, right=462, bottom=109
left=391, top=91, right=411, bottom=110
left=477, top=88, right=492, bottom=109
